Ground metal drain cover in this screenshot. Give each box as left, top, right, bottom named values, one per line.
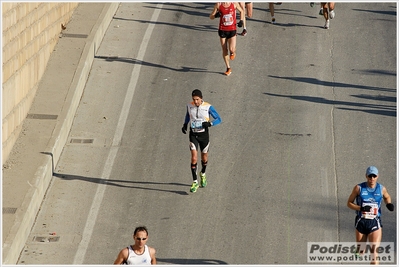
left=2, top=207, right=17, bottom=214
left=48, top=236, right=60, bottom=242
left=62, top=33, right=88, bottom=38
left=26, top=114, right=58, bottom=120
left=70, top=138, right=94, bottom=144
left=33, top=236, right=60, bottom=242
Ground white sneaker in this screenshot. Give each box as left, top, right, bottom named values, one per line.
left=324, top=20, right=330, bottom=29
left=329, top=10, right=335, bottom=19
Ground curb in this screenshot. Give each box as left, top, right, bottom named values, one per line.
left=2, top=3, right=120, bottom=264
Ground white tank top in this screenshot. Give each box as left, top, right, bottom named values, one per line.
left=126, top=245, right=151, bottom=265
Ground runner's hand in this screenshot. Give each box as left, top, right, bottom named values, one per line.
left=360, top=206, right=372, bottom=212
left=202, top=122, right=211, bottom=128
left=182, top=124, right=188, bottom=134
left=386, top=203, right=394, bottom=211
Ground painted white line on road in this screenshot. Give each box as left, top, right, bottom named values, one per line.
left=330, top=106, right=339, bottom=242
left=73, top=4, right=163, bottom=264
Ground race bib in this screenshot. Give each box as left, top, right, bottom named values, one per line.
left=222, top=14, right=234, bottom=26
left=361, top=203, right=378, bottom=219
left=191, top=120, right=204, bottom=132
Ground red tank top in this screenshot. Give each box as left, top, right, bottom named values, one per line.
left=218, top=2, right=236, bottom=31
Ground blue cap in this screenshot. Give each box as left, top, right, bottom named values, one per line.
left=366, top=166, right=378, bottom=176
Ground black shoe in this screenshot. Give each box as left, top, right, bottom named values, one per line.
left=237, top=20, right=243, bottom=28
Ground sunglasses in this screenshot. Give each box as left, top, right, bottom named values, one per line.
left=367, top=174, right=377, bottom=179
left=136, top=237, right=147, bottom=241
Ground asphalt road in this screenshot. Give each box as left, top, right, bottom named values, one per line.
left=17, top=2, right=396, bottom=265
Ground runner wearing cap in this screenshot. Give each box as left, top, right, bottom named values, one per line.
left=347, top=166, right=394, bottom=264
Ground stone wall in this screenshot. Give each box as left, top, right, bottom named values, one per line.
left=2, top=2, right=79, bottom=164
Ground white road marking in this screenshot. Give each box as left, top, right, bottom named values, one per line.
left=73, top=4, right=163, bottom=264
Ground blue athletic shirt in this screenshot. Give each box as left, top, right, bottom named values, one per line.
left=355, top=182, right=383, bottom=219
left=184, top=101, right=221, bottom=133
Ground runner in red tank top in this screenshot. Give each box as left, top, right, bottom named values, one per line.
left=210, top=2, right=245, bottom=76
left=218, top=2, right=236, bottom=31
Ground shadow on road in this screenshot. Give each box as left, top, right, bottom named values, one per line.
left=268, top=75, right=395, bottom=93
left=94, top=55, right=218, bottom=74
left=53, top=173, right=190, bottom=195
left=157, top=257, right=228, bottom=264
left=113, top=17, right=217, bottom=33
left=144, top=2, right=214, bottom=18
left=352, top=8, right=396, bottom=16
left=353, top=69, right=396, bottom=76
left=263, top=92, right=396, bottom=117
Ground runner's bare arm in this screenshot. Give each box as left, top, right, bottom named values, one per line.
left=347, top=185, right=361, bottom=211
left=382, top=186, right=392, bottom=205
left=235, top=2, right=246, bottom=28
left=210, top=3, right=220, bottom=19
left=113, top=248, right=128, bottom=265
left=150, top=246, right=157, bottom=265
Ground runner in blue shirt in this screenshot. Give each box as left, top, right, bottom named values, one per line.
left=347, top=166, right=394, bottom=264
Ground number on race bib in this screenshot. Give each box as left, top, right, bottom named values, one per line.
left=222, top=14, right=234, bottom=26
left=361, top=203, right=378, bottom=219
left=191, top=121, right=202, bottom=129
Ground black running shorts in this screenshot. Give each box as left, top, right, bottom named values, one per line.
left=355, top=216, right=382, bottom=235
left=218, top=30, right=237, bottom=39
left=189, top=131, right=210, bottom=153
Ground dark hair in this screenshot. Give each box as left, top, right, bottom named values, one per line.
left=192, top=89, right=203, bottom=98
left=134, top=226, right=148, bottom=236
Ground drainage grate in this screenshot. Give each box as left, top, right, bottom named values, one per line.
left=48, top=236, right=60, bottom=242
left=3, top=207, right=17, bottom=214
left=33, top=236, right=60, bottom=242
left=26, top=114, right=58, bottom=120
left=33, top=236, right=47, bottom=242
left=62, top=33, right=88, bottom=38
left=70, top=138, right=94, bottom=144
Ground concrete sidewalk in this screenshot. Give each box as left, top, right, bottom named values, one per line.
left=2, top=3, right=119, bottom=264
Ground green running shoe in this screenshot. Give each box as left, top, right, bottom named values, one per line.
left=190, top=181, right=199, bottom=193
left=200, top=172, right=207, bottom=188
